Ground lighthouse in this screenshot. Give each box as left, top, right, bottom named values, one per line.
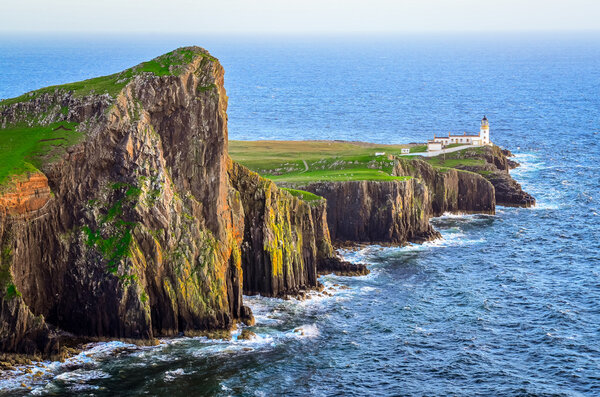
left=480, top=115, right=490, bottom=145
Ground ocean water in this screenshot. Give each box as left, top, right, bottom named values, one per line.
left=1, top=34, right=599, bottom=396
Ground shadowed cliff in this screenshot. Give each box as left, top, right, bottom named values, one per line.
left=0, top=47, right=346, bottom=357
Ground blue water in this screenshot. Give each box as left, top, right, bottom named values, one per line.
left=1, top=34, right=599, bottom=396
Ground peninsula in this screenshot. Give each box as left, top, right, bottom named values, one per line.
left=0, top=47, right=534, bottom=361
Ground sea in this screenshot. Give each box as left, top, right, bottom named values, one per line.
left=0, top=33, right=599, bottom=396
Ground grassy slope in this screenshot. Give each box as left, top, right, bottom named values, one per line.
left=0, top=47, right=212, bottom=187
left=422, top=146, right=486, bottom=169
left=281, top=188, right=324, bottom=203
left=0, top=47, right=214, bottom=106
left=230, top=140, right=491, bottom=188
left=229, top=140, right=413, bottom=184
left=0, top=121, right=82, bottom=185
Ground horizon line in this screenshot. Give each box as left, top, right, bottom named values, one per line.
left=1, top=29, right=600, bottom=36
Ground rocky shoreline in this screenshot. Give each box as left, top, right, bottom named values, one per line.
left=0, top=46, right=534, bottom=361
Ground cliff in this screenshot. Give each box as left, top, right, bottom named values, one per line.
left=424, top=145, right=535, bottom=207
left=294, top=161, right=494, bottom=246
left=0, top=47, right=349, bottom=357
left=0, top=47, right=531, bottom=358
left=228, top=163, right=367, bottom=295
left=393, top=157, right=496, bottom=216
left=229, top=162, right=319, bottom=297
left=229, top=140, right=531, bottom=248
left=298, top=179, right=441, bottom=245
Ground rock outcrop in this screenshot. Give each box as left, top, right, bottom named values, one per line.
left=291, top=155, right=497, bottom=246
left=229, top=162, right=363, bottom=296
left=0, top=173, right=51, bottom=217
left=393, top=157, right=496, bottom=216
left=298, top=179, right=441, bottom=245
left=0, top=47, right=348, bottom=356
left=440, top=146, right=535, bottom=207
left=229, top=162, right=320, bottom=297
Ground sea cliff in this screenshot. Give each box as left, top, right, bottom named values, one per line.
left=230, top=141, right=531, bottom=247
left=0, top=47, right=350, bottom=357
left=0, top=47, right=531, bottom=358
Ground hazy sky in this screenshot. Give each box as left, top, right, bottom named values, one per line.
left=2, top=0, right=599, bottom=34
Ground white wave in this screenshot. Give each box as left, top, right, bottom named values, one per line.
left=55, top=368, right=111, bottom=382
left=508, top=151, right=563, bottom=210
left=436, top=212, right=495, bottom=219
left=287, top=324, right=320, bottom=339
left=163, top=368, right=186, bottom=382
left=0, top=340, right=144, bottom=393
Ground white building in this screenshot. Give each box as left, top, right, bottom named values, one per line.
left=427, top=116, right=491, bottom=152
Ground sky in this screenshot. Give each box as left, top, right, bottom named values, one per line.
left=1, top=0, right=599, bottom=34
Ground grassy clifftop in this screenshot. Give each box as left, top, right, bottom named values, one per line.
left=229, top=140, right=414, bottom=184
left=0, top=47, right=215, bottom=188
left=0, top=47, right=215, bottom=107
left=0, top=121, right=82, bottom=185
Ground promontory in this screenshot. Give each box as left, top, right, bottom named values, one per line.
left=0, top=47, right=533, bottom=359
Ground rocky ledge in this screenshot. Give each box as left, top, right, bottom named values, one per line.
left=431, top=145, right=536, bottom=207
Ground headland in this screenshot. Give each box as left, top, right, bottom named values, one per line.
left=0, top=47, right=534, bottom=363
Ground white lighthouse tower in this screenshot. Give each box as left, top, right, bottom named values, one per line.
left=480, top=115, right=490, bottom=145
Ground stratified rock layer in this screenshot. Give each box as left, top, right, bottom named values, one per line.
left=0, top=173, right=51, bottom=217
left=437, top=145, right=535, bottom=207
left=300, top=178, right=441, bottom=245
left=394, top=157, right=496, bottom=216
left=0, top=47, right=345, bottom=356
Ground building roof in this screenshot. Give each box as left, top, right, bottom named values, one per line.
left=448, top=132, right=481, bottom=137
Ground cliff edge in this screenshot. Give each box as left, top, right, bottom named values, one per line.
left=0, top=47, right=347, bottom=357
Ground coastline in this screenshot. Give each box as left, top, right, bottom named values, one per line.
left=0, top=47, right=537, bottom=391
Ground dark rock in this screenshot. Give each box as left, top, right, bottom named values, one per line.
left=318, top=257, right=369, bottom=276
left=0, top=47, right=335, bottom=356
left=448, top=146, right=535, bottom=207
left=394, top=157, right=496, bottom=216
left=299, top=179, right=441, bottom=245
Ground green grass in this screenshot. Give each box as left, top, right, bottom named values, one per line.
left=445, top=143, right=469, bottom=149
left=0, top=47, right=216, bottom=187
left=229, top=140, right=415, bottom=184
left=423, top=147, right=487, bottom=169
left=425, top=157, right=485, bottom=168
left=409, top=145, right=427, bottom=153
left=281, top=188, right=324, bottom=203
left=4, top=283, right=21, bottom=300
left=0, top=121, right=83, bottom=186
left=0, top=47, right=215, bottom=106
left=269, top=169, right=412, bottom=183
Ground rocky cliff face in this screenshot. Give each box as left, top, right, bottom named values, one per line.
left=0, top=47, right=249, bottom=355
left=299, top=179, right=441, bottom=245
left=228, top=162, right=363, bottom=295
left=436, top=146, right=535, bottom=207
left=292, top=157, right=496, bottom=247
left=229, top=162, right=319, bottom=297
left=394, top=158, right=496, bottom=216
left=0, top=47, right=346, bottom=356
left=0, top=173, right=51, bottom=217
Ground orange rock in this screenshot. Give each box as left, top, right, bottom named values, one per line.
left=0, top=172, right=51, bottom=216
